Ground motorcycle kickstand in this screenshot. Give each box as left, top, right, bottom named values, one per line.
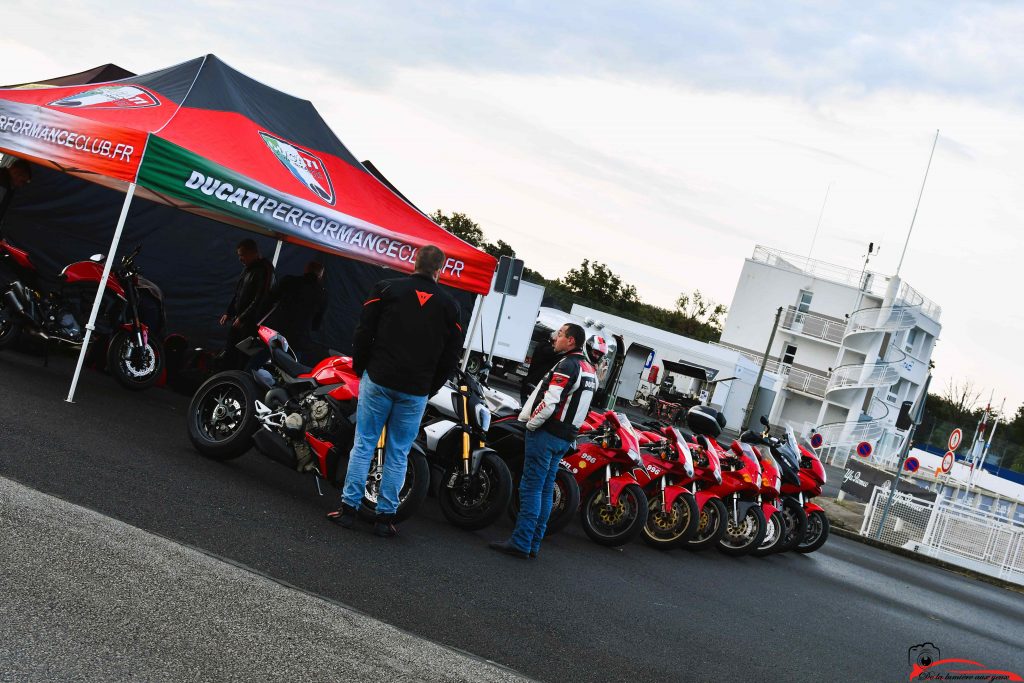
left=313, top=476, right=324, bottom=496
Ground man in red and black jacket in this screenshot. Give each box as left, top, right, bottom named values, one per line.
left=330, top=244, right=463, bottom=537
left=490, top=323, right=601, bottom=558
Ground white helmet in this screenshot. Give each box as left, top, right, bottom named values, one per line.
left=584, top=334, right=609, bottom=364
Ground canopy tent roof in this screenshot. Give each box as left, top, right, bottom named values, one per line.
left=1, top=63, right=135, bottom=89
left=0, top=54, right=495, bottom=294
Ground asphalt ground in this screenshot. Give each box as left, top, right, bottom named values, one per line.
left=2, top=349, right=1023, bottom=682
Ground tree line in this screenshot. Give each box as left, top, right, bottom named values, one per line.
left=431, top=210, right=727, bottom=343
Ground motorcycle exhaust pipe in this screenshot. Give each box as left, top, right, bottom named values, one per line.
left=3, top=289, right=27, bottom=318
left=252, top=428, right=299, bottom=469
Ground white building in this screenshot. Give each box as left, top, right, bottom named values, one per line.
left=718, top=245, right=942, bottom=466
left=570, top=304, right=779, bottom=432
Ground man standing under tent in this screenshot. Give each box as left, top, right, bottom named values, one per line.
left=0, top=159, right=31, bottom=229
left=262, top=260, right=327, bottom=364
left=329, top=245, right=463, bottom=537
left=219, top=239, right=274, bottom=370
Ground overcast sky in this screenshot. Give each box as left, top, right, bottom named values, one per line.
left=4, top=1, right=1023, bottom=415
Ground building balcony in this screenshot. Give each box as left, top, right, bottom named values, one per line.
left=781, top=306, right=845, bottom=345
left=826, top=361, right=901, bottom=396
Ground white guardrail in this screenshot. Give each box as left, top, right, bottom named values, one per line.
left=860, top=487, right=1024, bottom=586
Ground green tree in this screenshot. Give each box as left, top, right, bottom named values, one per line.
left=560, top=260, right=640, bottom=305
left=675, top=290, right=728, bottom=331
left=430, top=210, right=485, bottom=247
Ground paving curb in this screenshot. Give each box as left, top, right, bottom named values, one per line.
left=829, top=526, right=1024, bottom=595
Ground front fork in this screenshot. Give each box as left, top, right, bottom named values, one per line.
left=660, top=476, right=668, bottom=513
left=373, top=425, right=387, bottom=485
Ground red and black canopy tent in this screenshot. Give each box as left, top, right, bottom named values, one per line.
left=0, top=54, right=496, bottom=401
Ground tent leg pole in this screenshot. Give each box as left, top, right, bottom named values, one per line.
left=271, top=239, right=283, bottom=268
left=66, top=183, right=137, bottom=404
left=460, top=294, right=484, bottom=371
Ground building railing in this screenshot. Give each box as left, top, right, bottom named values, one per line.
left=781, top=306, right=845, bottom=344
left=784, top=366, right=829, bottom=397
left=846, top=305, right=918, bottom=337
left=751, top=245, right=941, bottom=322
left=827, top=361, right=901, bottom=393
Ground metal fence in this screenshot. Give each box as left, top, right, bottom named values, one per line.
left=860, top=487, right=1024, bottom=586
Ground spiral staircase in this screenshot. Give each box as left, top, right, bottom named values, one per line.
left=815, top=301, right=920, bottom=468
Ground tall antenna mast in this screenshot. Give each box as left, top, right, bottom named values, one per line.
left=806, top=182, right=832, bottom=262
left=896, top=129, right=939, bottom=277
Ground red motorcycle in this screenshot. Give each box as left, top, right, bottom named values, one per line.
left=782, top=422, right=829, bottom=553
left=742, top=417, right=810, bottom=554
left=732, top=440, right=786, bottom=556
left=186, top=325, right=429, bottom=520
left=682, top=406, right=767, bottom=556
left=0, top=239, right=165, bottom=389
left=632, top=426, right=701, bottom=549
left=564, top=411, right=649, bottom=547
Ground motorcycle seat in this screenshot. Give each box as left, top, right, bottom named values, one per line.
left=272, top=347, right=314, bottom=378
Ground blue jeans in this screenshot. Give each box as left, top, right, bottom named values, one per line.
left=511, top=429, right=571, bottom=554
left=341, top=373, right=428, bottom=515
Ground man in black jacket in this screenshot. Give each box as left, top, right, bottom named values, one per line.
left=0, top=159, right=31, bottom=229
left=263, top=260, right=326, bottom=363
left=329, top=245, right=463, bottom=537
left=219, top=238, right=274, bottom=369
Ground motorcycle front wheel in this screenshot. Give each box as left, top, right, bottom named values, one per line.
left=0, top=298, right=22, bottom=350
left=751, top=510, right=787, bottom=557
left=795, top=509, right=830, bottom=554
left=683, top=497, right=727, bottom=551
left=507, top=468, right=581, bottom=536
left=580, top=483, right=647, bottom=547
left=187, top=371, right=259, bottom=460
left=777, top=497, right=809, bottom=553
left=438, top=452, right=513, bottom=530
left=641, top=489, right=699, bottom=549
left=357, top=450, right=430, bottom=523
left=716, top=502, right=767, bottom=556
left=107, top=329, right=164, bottom=390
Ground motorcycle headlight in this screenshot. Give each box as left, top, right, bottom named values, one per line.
left=474, top=403, right=491, bottom=432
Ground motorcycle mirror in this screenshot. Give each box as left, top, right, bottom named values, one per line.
left=89, top=253, right=105, bottom=262
left=759, top=415, right=769, bottom=427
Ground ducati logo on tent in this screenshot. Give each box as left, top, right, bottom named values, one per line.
left=49, top=85, right=160, bottom=109
left=259, top=132, right=336, bottom=205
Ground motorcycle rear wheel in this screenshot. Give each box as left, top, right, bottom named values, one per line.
left=795, top=509, right=830, bottom=554
left=716, top=503, right=767, bottom=556
left=683, top=497, right=727, bottom=551
left=751, top=510, right=787, bottom=556
left=581, top=483, right=647, bottom=547
left=438, top=452, right=513, bottom=530
left=356, top=450, right=430, bottom=524
left=641, top=490, right=699, bottom=549
left=187, top=371, right=259, bottom=460
left=507, top=468, right=581, bottom=536
left=107, top=329, right=164, bottom=391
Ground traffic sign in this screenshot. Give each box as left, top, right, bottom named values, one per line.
left=810, top=433, right=824, bottom=449
left=941, top=451, right=954, bottom=473
left=904, top=457, right=920, bottom=473
left=856, top=441, right=872, bottom=458
left=948, top=428, right=963, bottom=452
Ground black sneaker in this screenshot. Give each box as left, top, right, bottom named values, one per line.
left=488, top=540, right=530, bottom=559
left=374, top=513, right=398, bottom=538
left=326, top=504, right=358, bottom=529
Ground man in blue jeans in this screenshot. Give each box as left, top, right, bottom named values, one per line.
left=490, top=324, right=604, bottom=558
left=328, top=245, right=463, bottom=537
